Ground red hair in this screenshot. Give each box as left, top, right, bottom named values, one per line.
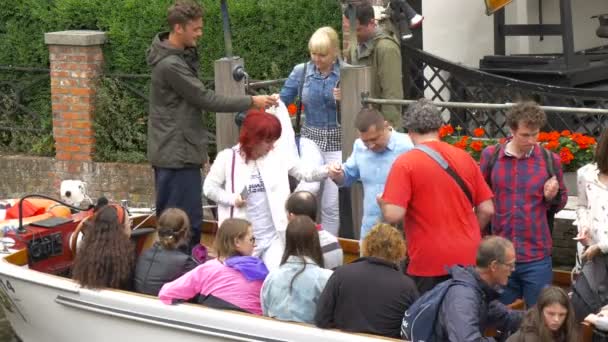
left=239, top=110, right=281, bottom=162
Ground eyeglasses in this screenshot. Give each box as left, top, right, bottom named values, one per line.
left=500, top=260, right=516, bottom=270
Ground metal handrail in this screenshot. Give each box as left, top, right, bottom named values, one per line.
left=362, top=97, right=608, bottom=115
left=248, top=78, right=286, bottom=89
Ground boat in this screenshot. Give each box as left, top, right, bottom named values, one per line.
left=0, top=199, right=397, bottom=342
left=0, top=197, right=596, bottom=341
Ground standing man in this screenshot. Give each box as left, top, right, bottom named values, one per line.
left=379, top=99, right=495, bottom=294
left=328, top=107, right=413, bottom=240
left=147, top=0, right=277, bottom=250
left=343, top=1, right=404, bottom=129
left=479, top=102, right=567, bottom=307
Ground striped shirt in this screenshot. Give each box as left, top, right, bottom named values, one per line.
left=479, top=143, right=568, bottom=262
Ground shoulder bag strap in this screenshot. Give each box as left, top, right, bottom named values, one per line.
left=415, top=144, right=474, bottom=206
left=485, top=143, right=502, bottom=188
left=294, top=62, right=307, bottom=135
left=230, top=149, right=236, bottom=218
left=541, top=146, right=555, bottom=177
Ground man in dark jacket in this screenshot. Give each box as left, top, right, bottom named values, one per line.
left=147, top=1, right=276, bottom=249
left=435, top=236, right=523, bottom=342
left=343, top=2, right=403, bottom=128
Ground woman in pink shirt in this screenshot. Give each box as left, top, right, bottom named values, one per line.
left=158, top=218, right=268, bottom=315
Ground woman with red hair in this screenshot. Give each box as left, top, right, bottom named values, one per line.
left=204, top=107, right=330, bottom=270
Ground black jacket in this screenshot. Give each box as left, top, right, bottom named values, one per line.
left=146, top=32, right=252, bottom=168
left=134, top=244, right=198, bottom=296
left=314, top=257, right=419, bottom=338
left=435, top=265, right=523, bottom=342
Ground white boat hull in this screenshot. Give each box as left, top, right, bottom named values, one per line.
left=0, top=254, right=388, bottom=342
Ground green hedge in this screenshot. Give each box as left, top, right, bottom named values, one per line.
left=0, top=0, right=342, bottom=161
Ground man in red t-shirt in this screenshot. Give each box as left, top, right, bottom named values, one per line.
left=379, top=99, right=495, bottom=294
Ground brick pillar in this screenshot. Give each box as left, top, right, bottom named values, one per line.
left=45, top=30, right=106, bottom=164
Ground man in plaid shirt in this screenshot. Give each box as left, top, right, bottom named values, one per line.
left=479, top=102, right=568, bottom=307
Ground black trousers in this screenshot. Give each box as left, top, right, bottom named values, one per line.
left=154, top=167, right=202, bottom=250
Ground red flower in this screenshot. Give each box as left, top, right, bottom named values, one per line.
left=473, top=127, right=485, bottom=137
left=537, top=132, right=549, bottom=142
left=548, top=132, right=561, bottom=141
left=470, top=141, right=483, bottom=152
left=499, top=137, right=507, bottom=144
left=559, top=147, right=575, bottom=165
left=560, top=130, right=571, bottom=137
left=287, top=103, right=297, bottom=116
left=439, top=124, right=454, bottom=138
left=545, top=140, right=559, bottom=150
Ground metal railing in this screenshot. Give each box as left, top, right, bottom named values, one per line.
left=402, top=44, right=608, bottom=138
left=0, top=65, right=51, bottom=133
left=364, top=97, right=608, bottom=115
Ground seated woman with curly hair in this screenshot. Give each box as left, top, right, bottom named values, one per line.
left=134, top=208, right=198, bottom=296
left=72, top=204, right=135, bottom=290
left=314, top=223, right=419, bottom=338
left=158, top=218, right=268, bottom=314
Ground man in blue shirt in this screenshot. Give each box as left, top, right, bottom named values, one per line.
left=329, top=108, right=413, bottom=240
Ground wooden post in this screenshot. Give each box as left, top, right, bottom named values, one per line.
left=214, top=57, right=245, bottom=152
left=339, top=65, right=372, bottom=240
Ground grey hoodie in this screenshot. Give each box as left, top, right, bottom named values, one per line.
left=146, top=32, right=252, bottom=168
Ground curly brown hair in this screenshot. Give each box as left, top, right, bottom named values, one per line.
left=72, top=205, right=135, bottom=290
left=361, top=223, right=406, bottom=264
left=506, top=101, right=547, bottom=130
left=157, top=208, right=190, bottom=250
left=167, top=0, right=204, bottom=30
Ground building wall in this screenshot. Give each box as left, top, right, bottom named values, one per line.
left=422, top=0, right=608, bottom=67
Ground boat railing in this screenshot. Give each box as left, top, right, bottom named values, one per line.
left=402, top=44, right=608, bottom=138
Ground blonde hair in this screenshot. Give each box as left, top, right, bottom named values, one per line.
left=213, top=218, right=251, bottom=259
left=308, top=26, right=339, bottom=56
left=157, top=208, right=190, bottom=250
left=361, top=223, right=406, bottom=264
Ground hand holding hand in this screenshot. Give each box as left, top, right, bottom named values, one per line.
left=328, top=162, right=343, bottom=179
left=543, top=176, right=559, bottom=200
left=251, top=95, right=278, bottom=109
left=234, top=195, right=246, bottom=208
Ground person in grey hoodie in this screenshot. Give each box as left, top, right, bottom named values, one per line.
left=147, top=0, right=277, bottom=250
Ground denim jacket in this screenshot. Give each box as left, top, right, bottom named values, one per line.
left=280, top=60, right=341, bottom=129
left=261, top=256, right=333, bottom=323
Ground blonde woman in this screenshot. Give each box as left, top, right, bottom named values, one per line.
left=280, top=26, right=343, bottom=236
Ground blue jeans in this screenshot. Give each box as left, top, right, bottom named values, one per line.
left=500, top=256, right=553, bottom=307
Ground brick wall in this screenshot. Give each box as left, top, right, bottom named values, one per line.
left=49, top=45, right=102, bottom=162
left=0, top=155, right=154, bottom=207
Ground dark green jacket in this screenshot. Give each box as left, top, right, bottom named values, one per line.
left=348, top=30, right=404, bottom=129
left=146, top=32, right=252, bottom=168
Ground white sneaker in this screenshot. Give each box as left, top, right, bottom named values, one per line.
left=409, top=14, right=424, bottom=29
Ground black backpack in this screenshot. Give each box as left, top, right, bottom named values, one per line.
left=483, top=144, right=562, bottom=235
